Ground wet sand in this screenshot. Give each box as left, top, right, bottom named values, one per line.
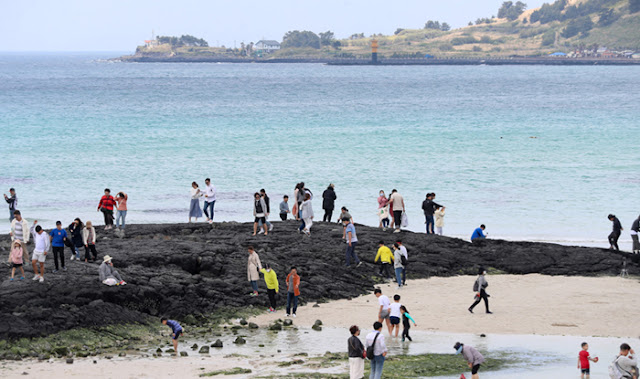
left=251, top=274, right=640, bottom=338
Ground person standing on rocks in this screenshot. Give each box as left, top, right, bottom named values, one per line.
left=203, top=178, right=217, bottom=224
left=161, top=318, right=183, bottom=355
left=4, top=188, right=17, bottom=221
left=49, top=221, right=68, bottom=273
left=338, top=207, right=353, bottom=241
left=279, top=195, right=290, bottom=221
left=396, top=240, right=408, bottom=286
left=9, top=240, right=25, bottom=281
left=9, top=210, right=29, bottom=264
left=99, top=255, right=126, bottom=286
left=294, top=182, right=305, bottom=232
left=322, top=184, right=337, bottom=222
left=469, top=268, right=492, bottom=314
left=97, top=188, right=116, bottom=230
left=83, top=221, right=98, bottom=262
left=68, top=218, right=84, bottom=261
left=471, top=225, right=486, bottom=241
left=189, top=182, right=203, bottom=223
left=300, top=193, right=314, bottom=236
left=259, top=263, right=279, bottom=313
left=608, top=214, right=623, bottom=251
left=247, top=246, right=262, bottom=296
left=285, top=266, right=300, bottom=317
left=374, top=241, right=394, bottom=280
left=454, top=342, right=485, bottom=379
left=252, top=192, right=269, bottom=236
left=365, top=321, right=387, bottom=379
left=347, top=325, right=365, bottom=379
left=393, top=244, right=404, bottom=289
left=631, top=215, right=640, bottom=254
left=374, top=289, right=392, bottom=335
left=115, top=191, right=128, bottom=229
left=378, top=190, right=390, bottom=230
left=389, top=189, right=405, bottom=233
left=30, top=220, right=49, bottom=283
left=434, top=206, right=445, bottom=236
left=344, top=218, right=362, bottom=267
left=257, top=189, right=273, bottom=234
left=421, top=193, right=442, bottom=234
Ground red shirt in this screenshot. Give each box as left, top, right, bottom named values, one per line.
left=98, top=195, right=116, bottom=210
left=579, top=350, right=590, bottom=369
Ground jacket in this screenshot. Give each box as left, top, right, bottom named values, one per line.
left=10, top=245, right=24, bottom=265
left=286, top=272, right=301, bottom=296
left=434, top=209, right=445, bottom=227
left=393, top=248, right=404, bottom=269
left=615, top=353, right=638, bottom=378
left=471, top=228, right=486, bottom=241
left=631, top=217, right=640, bottom=233
left=98, top=195, right=116, bottom=211
left=99, top=262, right=118, bottom=282
left=5, top=194, right=17, bottom=210
left=300, top=199, right=314, bottom=219
left=259, top=268, right=279, bottom=291
left=322, top=188, right=336, bottom=210
left=253, top=198, right=267, bottom=217
left=612, top=217, right=623, bottom=233
left=462, top=345, right=485, bottom=366
left=421, top=199, right=441, bottom=215
left=10, top=218, right=30, bottom=243
left=348, top=336, right=365, bottom=358
left=247, top=252, right=262, bottom=281
left=82, top=226, right=97, bottom=245
left=375, top=246, right=394, bottom=264
left=69, top=223, right=84, bottom=246
left=474, top=275, right=488, bottom=292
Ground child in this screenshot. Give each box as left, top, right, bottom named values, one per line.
left=279, top=195, right=290, bottom=221
left=400, top=305, right=417, bottom=342
left=434, top=206, right=445, bottom=235
left=9, top=240, right=25, bottom=281
left=578, top=342, right=598, bottom=378
left=259, top=263, right=279, bottom=312
left=161, top=318, right=184, bottom=355
left=388, top=294, right=402, bottom=337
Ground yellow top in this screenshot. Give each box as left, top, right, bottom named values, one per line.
left=375, top=246, right=394, bottom=264
left=259, top=268, right=279, bottom=292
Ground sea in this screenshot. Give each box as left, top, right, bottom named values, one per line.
left=1, top=52, right=639, bottom=248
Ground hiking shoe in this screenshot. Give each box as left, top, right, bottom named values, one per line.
left=269, top=224, right=273, bottom=231
left=39, top=277, right=44, bottom=283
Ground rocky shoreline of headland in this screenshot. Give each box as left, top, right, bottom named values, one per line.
left=0, top=221, right=637, bottom=341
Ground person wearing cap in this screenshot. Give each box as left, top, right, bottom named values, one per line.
left=49, top=221, right=68, bottom=272
left=322, top=183, right=337, bottom=223
left=454, top=342, right=485, bottom=379
left=469, top=268, right=492, bottom=314
left=4, top=188, right=17, bottom=221
left=99, top=255, right=126, bottom=286
left=344, top=217, right=361, bottom=267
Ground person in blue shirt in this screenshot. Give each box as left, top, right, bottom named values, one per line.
left=49, top=221, right=68, bottom=272
left=471, top=225, right=486, bottom=241
left=161, top=318, right=184, bottom=354
left=343, top=218, right=361, bottom=267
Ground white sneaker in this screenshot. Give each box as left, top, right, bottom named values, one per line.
left=393, top=229, right=401, bottom=233
left=32, top=275, right=40, bottom=281
left=269, top=224, right=273, bottom=231
left=292, top=314, right=296, bottom=318
left=285, top=313, right=290, bottom=317
left=70, top=256, right=75, bottom=261
left=258, top=229, right=265, bottom=235
left=39, top=276, right=44, bottom=283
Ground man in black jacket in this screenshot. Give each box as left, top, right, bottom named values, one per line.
left=421, top=193, right=442, bottom=234
left=608, top=214, right=623, bottom=251
left=631, top=215, right=640, bottom=254
left=322, top=184, right=336, bottom=222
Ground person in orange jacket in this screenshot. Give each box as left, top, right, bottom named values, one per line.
left=285, top=267, right=301, bottom=317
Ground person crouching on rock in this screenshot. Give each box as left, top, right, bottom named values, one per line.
left=247, top=246, right=262, bottom=296
left=161, top=318, right=183, bottom=355
left=260, top=263, right=279, bottom=313
left=99, top=255, right=126, bottom=286
left=454, top=342, right=485, bottom=379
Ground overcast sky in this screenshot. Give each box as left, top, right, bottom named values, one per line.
left=0, top=0, right=548, bottom=52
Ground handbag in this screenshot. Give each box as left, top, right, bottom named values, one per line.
left=401, top=212, right=409, bottom=227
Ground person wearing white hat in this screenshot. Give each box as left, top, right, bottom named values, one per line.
left=99, top=255, right=126, bottom=286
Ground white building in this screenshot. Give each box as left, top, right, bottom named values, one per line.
left=254, top=40, right=281, bottom=52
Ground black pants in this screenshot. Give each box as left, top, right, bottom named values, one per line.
left=280, top=213, right=287, bottom=221
left=402, top=323, right=412, bottom=341
left=103, top=209, right=114, bottom=226
left=402, top=266, right=407, bottom=285
left=52, top=246, right=65, bottom=270
left=323, top=209, right=333, bottom=222
left=84, top=244, right=98, bottom=261
left=470, top=289, right=490, bottom=312
left=379, top=262, right=392, bottom=279
left=267, top=289, right=277, bottom=309
left=393, top=210, right=403, bottom=228
left=609, top=231, right=620, bottom=250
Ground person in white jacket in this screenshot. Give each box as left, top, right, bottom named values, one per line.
left=9, top=210, right=30, bottom=263
left=82, top=221, right=98, bottom=262
left=300, top=193, right=314, bottom=236
left=30, top=220, right=50, bottom=283
left=434, top=206, right=445, bottom=236
left=203, top=178, right=217, bottom=224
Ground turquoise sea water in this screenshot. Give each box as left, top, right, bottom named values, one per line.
left=1, top=53, right=639, bottom=246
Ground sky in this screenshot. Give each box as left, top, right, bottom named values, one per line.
left=0, top=0, right=548, bottom=52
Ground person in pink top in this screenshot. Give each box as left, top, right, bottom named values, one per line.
left=9, top=240, right=25, bottom=281
left=115, top=192, right=128, bottom=230
left=378, top=190, right=390, bottom=229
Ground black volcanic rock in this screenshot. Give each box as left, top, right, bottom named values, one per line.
left=0, top=221, right=636, bottom=339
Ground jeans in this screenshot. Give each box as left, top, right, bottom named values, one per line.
left=116, top=210, right=127, bottom=228
left=402, top=267, right=406, bottom=285
left=425, top=214, right=434, bottom=234
left=9, top=209, right=14, bottom=221
left=250, top=280, right=258, bottom=292
left=258, top=218, right=272, bottom=228
left=203, top=200, right=215, bottom=220
left=52, top=246, right=65, bottom=270
left=68, top=243, right=81, bottom=259
left=267, top=289, right=277, bottom=309
left=395, top=267, right=403, bottom=287
left=345, top=242, right=360, bottom=266
left=369, top=355, right=385, bottom=379
left=382, top=218, right=389, bottom=228
left=286, top=292, right=298, bottom=314
left=323, top=209, right=333, bottom=222
left=298, top=210, right=305, bottom=231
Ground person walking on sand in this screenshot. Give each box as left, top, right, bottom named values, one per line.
left=49, top=221, right=68, bottom=273
left=631, top=215, right=640, bottom=254
left=4, top=188, right=17, bottom=221
left=99, top=255, right=126, bottom=286
left=68, top=218, right=84, bottom=261
left=257, top=189, right=273, bottom=234
left=374, top=241, right=394, bottom=280
left=347, top=325, right=365, bottom=379
left=393, top=244, right=405, bottom=289
left=161, top=318, right=183, bottom=355
left=189, top=182, right=203, bottom=223
left=9, top=240, right=25, bottom=281
left=378, top=190, right=390, bottom=230
left=374, top=289, right=392, bottom=335
left=421, top=193, right=442, bottom=234
left=366, top=321, right=388, bottom=379
left=396, top=240, right=408, bottom=286
left=322, top=184, right=337, bottom=222
left=279, top=195, right=290, bottom=221
left=389, top=189, right=405, bottom=233
left=83, top=221, right=98, bottom=262
left=338, top=207, right=353, bottom=241
left=30, top=220, right=49, bottom=283
left=98, top=188, right=116, bottom=229
left=612, top=343, right=638, bottom=379
left=434, top=206, right=445, bottom=235
left=285, top=266, right=300, bottom=317
left=260, top=263, right=279, bottom=313
left=608, top=214, right=623, bottom=251
left=469, top=268, right=492, bottom=314
left=577, top=342, right=598, bottom=379
left=9, top=210, right=29, bottom=263
left=344, top=218, right=362, bottom=267
left=454, top=342, right=485, bottom=379
left=252, top=192, right=269, bottom=236
left=203, top=178, right=217, bottom=224
left=400, top=305, right=417, bottom=342
left=471, top=225, right=486, bottom=241
left=300, top=193, right=314, bottom=236
left=247, top=246, right=262, bottom=296
left=115, top=192, right=128, bottom=229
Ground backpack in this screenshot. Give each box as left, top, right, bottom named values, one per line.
left=608, top=357, right=625, bottom=379
left=473, top=279, right=479, bottom=292
left=400, top=254, right=407, bottom=266
left=366, top=332, right=380, bottom=360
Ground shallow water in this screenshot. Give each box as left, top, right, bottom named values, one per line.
left=1, top=53, right=640, bottom=249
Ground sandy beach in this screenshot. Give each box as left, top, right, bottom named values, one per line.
left=250, top=274, right=640, bottom=338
